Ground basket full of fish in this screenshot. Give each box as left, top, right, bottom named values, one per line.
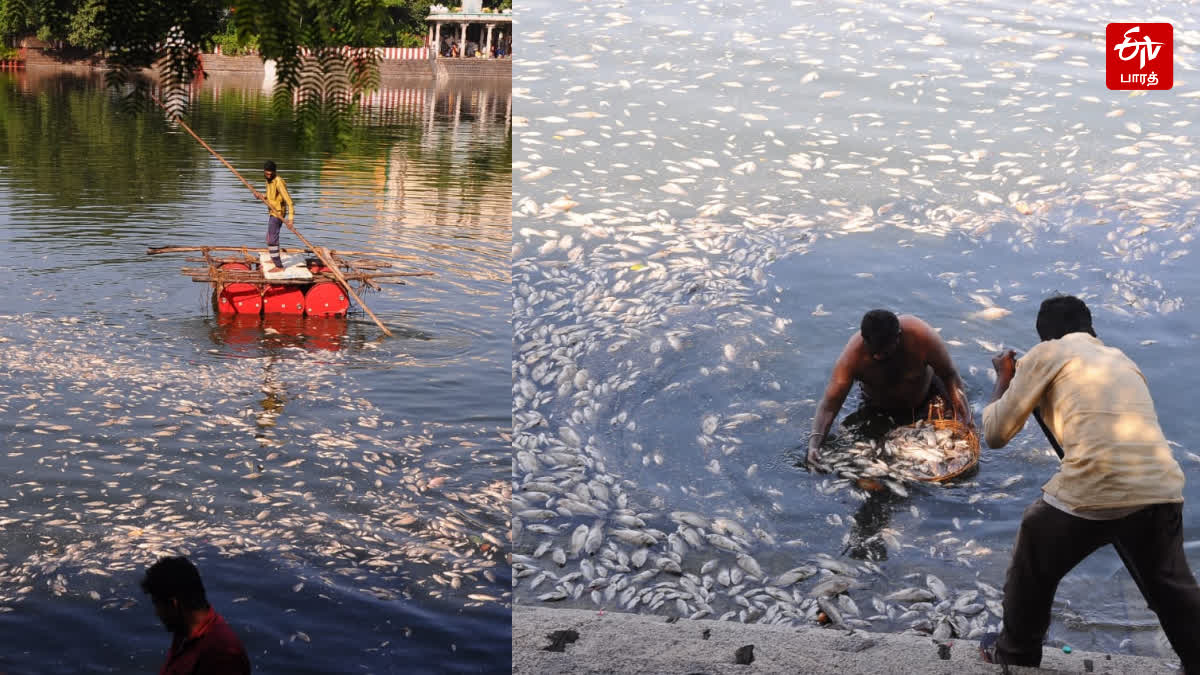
left=882, top=418, right=980, bottom=483
left=826, top=416, right=979, bottom=490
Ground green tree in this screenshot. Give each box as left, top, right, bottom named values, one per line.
left=0, top=0, right=32, bottom=42
left=1, top=0, right=76, bottom=44
left=1, top=0, right=394, bottom=128
left=381, top=0, right=431, bottom=46
left=211, top=10, right=257, bottom=55
left=229, top=0, right=386, bottom=123
left=67, top=0, right=105, bottom=51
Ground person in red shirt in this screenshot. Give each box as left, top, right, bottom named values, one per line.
left=141, top=556, right=251, bottom=675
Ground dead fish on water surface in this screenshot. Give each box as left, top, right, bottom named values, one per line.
left=775, top=565, right=818, bottom=587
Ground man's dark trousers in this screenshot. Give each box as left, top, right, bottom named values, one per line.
left=997, top=498, right=1200, bottom=672
left=267, top=215, right=283, bottom=267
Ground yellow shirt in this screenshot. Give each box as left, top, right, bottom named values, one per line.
left=983, top=332, right=1184, bottom=511
left=265, top=176, right=294, bottom=220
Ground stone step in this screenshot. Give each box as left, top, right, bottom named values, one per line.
left=513, top=606, right=1179, bottom=675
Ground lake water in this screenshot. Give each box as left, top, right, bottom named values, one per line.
left=0, top=69, right=512, bottom=673
left=514, top=0, right=1200, bottom=662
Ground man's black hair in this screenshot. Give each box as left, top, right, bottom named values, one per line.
left=263, top=160, right=277, bottom=173
left=140, top=556, right=210, bottom=610
left=861, top=309, right=900, bottom=351
left=1036, top=294, right=1095, bottom=341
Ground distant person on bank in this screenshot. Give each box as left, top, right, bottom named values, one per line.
left=252, top=160, right=294, bottom=273
left=142, top=556, right=251, bottom=675
left=979, top=295, right=1200, bottom=671
left=807, top=309, right=972, bottom=470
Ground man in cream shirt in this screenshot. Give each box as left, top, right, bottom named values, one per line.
left=980, top=295, right=1200, bottom=672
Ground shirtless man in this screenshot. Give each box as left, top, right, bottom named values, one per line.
left=807, top=310, right=971, bottom=470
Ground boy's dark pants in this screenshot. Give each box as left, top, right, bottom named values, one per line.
left=267, top=216, right=283, bottom=267
left=997, top=498, right=1200, bottom=672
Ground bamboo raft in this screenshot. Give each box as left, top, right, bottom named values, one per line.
left=144, top=93, right=423, bottom=337
left=148, top=245, right=433, bottom=320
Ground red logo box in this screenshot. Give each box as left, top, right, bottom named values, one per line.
left=1107, top=23, right=1172, bottom=90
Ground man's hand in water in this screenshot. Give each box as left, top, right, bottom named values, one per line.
left=806, top=437, right=825, bottom=472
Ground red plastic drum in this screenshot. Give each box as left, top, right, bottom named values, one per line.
left=216, top=263, right=262, bottom=314
left=305, top=282, right=349, bottom=317
left=262, top=284, right=305, bottom=314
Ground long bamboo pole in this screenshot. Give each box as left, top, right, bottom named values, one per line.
left=149, top=93, right=394, bottom=337
left=310, top=245, right=392, bottom=335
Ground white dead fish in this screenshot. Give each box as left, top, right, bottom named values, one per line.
left=971, top=307, right=1011, bottom=321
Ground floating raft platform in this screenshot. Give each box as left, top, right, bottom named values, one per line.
left=148, top=245, right=433, bottom=317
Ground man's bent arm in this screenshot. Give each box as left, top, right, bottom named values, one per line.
left=809, top=356, right=855, bottom=463
left=982, top=347, right=1058, bottom=449
left=944, top=372, right=971, bottom=426
left=923, top=323, right=972, bottom=425
left=278, top=180, right=295, bottom=221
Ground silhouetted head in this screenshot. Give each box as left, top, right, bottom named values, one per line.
left=861, top=309, right=901, bottom=361
left=1036, top=295, right=1095, bottom=341
left=141, top=556, right=210, bottom=634
left=263, top=160, right=277, bottom=181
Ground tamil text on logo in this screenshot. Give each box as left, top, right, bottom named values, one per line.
left=1106, top=23, right=1172, bottom=91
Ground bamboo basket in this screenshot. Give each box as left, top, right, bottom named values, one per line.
left=914, top=405, right=980, bottom=483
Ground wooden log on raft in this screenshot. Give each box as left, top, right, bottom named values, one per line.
left=148, top=246, right=424, bottom=262
left=342, top=257, right=382, bottom=290
left=191, top=277, right=323, bottom=285
left=182, top=256, right=396, bottom=270
left=179, top=267, right=431, bottom=279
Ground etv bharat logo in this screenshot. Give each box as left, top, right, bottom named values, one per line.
left=1107, top=23, right=1172, bottom=90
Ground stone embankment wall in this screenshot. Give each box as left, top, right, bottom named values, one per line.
left=379, top=59, right=434, bottom=80
left=21, top=49, right=509, bottom=83
left=200, top=54, right=436, bottom=79
left=435, top=58, right=511, bottom=80
left=198, top=54, right=263, bottom=73
left=23, top=47, right=101, bottom=68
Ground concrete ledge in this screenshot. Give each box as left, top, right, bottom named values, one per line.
left=513, top=606, right=1179, bottom=675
